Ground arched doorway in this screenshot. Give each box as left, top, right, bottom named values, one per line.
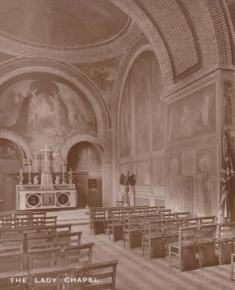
left=67, top=141, right=102, bottom=208
left=0, top=138, right=24, bottom=211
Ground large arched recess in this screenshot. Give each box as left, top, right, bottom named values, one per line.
left=0, top=129, right=31, bottom=160
left=111, top=39, right=164, bottom=201
left=0, top=58, right=111, bottom=145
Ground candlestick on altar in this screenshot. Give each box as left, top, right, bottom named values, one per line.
left=34, top=152, right=39, bottom=172
left=18, top=168, right=24, bottom=188
left=44, top=145, right=48, bottom=170
left=62, top=162, right=66, bottom=184
left=68, top=168, right=73, bottom=184
left=28, top=159, right=32, bottom=184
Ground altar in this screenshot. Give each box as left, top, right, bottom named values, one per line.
left=16, top=184, right=77, bottom=210
left=16, top=146, right=77, bottom=210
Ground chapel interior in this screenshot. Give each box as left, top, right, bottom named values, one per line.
left=1, top=0, right=235, bottom=290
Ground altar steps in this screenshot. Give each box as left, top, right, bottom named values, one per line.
left=47, top=208, right=90, bottom=225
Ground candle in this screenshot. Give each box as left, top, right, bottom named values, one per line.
left=68, top=168, right=73, bottom=184
left=34, top=152, right=38, bottom=171
left=62, top=162, right=65, bottom=184
left=28, top=159, right=31, bottom=184
left=19, top=168, right=23, bottom=185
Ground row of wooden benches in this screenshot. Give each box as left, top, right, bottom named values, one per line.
left=0, top=252, right=118, bottom=290
left=168, top=222, right=235, bottom=271
left=0, top=210, right=57, bottom=229
left=123, top=214, right=216, bottom=250
left=102, top=208, right=235, bottom=271
left=90, top=205, right=168, bottom=234
left=0, top=211, right=118, bottom=289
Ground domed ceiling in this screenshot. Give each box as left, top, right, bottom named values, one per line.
left=0, top=0, right=129, bottom=48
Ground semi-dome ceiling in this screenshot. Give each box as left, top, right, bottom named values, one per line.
left=0, top=0, right=129, bottom=48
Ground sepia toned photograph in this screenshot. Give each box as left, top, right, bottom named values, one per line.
left=1, top=0, right=235, bottom=289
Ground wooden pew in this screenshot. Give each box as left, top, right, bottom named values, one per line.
left=0, top=236, right=24, bottom=255
left=169, top=225, right=198, bottom=271
left=217, top=222, right=235, bottom=264
left=142, top=215, right=216, bottom=260
left=0, top=211, right=46, bottom=229
left=142, top=220, right=166, bottom=258
left=68, top=259, right=118, bottom=290
left=63, top=242, right=94, bottom=264
left=90, top=207, right=107, bottom=235
left=0, top=253, right=27, bottom=289
left=0, top=215, right=57, bottom=231
left=107, top=206, right=164, bottom=241
left=90, top=206, right=165, bottom=235
left=197, top=224, right=218, bottom=267
left=123, top=212, right=161, bottom=249
left=0, top=223, right=72, bottom=239
left=199, top=216, right=217, bottom=224
left=27, top=259, right=118, bottom=290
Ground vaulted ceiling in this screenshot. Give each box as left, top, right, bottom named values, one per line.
left=0, top=0, right=129, bottom=48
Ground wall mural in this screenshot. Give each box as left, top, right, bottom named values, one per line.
left=223, top=81, right=233, bottom=125
left=119, top=51, right=165, bottom=159
left=166, top=146, right=218, bottom=215
left=166, top=153, right=184, bottom=211
left=133, top=55, right=150, bottom=154
left=119, top=86, right=131, bottom=158
left=195, top=146, right=217, bottom=216
left=168, top=84, right=216, bottom=142
left=0, top=74, right=97, bottom=142
left=0, top=139, right=21, bottom=160
left=152, top=158, right=165, bottom=186
left=78, top=57, right=120, bottom=110
left=151, top=56, right=165, bottom=151
left=133, top=160, right=150, bottom=186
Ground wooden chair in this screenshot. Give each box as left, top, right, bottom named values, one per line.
left=165, top=219, right=182, bottom=247
left=63, top=242, right=94, bottom=265
left=231, top=253, right=235, bottom=280
left=217, top=222, right=235, bottom=264
left=27, top=270, right=61, bottom=290
left=28, top=248, right=60, bottom=274
left=27, top=235, right=56, bottom=252
left=55, top=231, right=82, bottom=249
left=182, top=217, right=200, bottom=227
left=67, top=259, right=118, bottom=290
left=27, top=252, right=62, bottom=290
left=0, top=236, right=24, bottom=255
left=197, top=224, right=218, bottom=268
left=142, top=220, right=165, bottom=258
left=90, top=208, right=107, bottom=235
left=175, top=212, right=190, bottom=219
left=123, top=215, right=143, bottom=249
left=108, top=215, right=125, bottom=241
left=199, top=216, right=216, bottom=225
left=161, top=213, right=176, bottom=220
left=168, top=225, right=198, bottom=271
left=0, top=253, right=27, bottom=289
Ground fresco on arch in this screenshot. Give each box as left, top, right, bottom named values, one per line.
left=0, top=74, right=97, bottom=139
